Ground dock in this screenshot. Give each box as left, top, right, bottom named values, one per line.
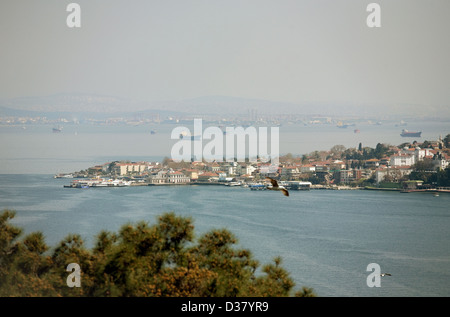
left=400, top=187, right=450, bottom=193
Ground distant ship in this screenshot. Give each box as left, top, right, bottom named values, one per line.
left=179, top=132, right=201, bottom=140
left=400, top=129, right=421, bottom=137
left=354, top=129, right=360, bottom=134
left=52, top=127, right=62, bottom=133
left=150, top=129, right=157, bottom=134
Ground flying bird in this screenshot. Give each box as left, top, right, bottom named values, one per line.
left=265, top=177, right=289, bottom=197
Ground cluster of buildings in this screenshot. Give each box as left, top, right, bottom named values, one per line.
left=83, top=160, right=258, bottom=185
left=371, top=146, right=448, bottom=185
left=74, top=136, right=449, bottom=188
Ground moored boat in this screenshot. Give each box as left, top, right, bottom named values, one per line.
left=63, top=178, right=132, bottom=188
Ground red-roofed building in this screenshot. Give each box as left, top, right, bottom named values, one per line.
left=198, top=172, right=219, bottom=181
left=300, top=164, right=315, bottom=173
left=365, top=158, right=380, bottom=168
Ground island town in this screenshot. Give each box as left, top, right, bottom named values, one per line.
left=56, top=134, right=450, bottom=194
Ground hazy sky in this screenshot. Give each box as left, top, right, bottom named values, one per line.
left=1, top=0, right=450, bottom=109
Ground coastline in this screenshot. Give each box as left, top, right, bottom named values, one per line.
left=58, top=176, right=450, bottom=193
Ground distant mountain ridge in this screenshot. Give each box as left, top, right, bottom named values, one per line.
left=1, top=93, right=449, bottom=119
left=0, top=93, right=133, bottom=113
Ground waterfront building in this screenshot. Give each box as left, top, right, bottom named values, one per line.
left=403, top=180, right=424, bottom=190
left=198, top=172, right=219, bottom=182
left=113, top=162, right=149, bottom=176
left=375, top=167, right=412, bottom=184
left=167, top=171, right=191, bottom=184
left=149, top=170, right=167, bottom=184
left=182, top=169, right=199, bottom=181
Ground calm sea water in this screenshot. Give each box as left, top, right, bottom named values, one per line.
left=0, top=119, right=449, bottom=174
left=1, top=174, right=449, bottom=297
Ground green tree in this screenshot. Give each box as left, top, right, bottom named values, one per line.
left=436, top=166, right=450, bottom=186
left=444, top=134, right=450, bottom=148
left=409, top=158, right=437, bottom=184
left=0, top=210, right=57, bottom=296
left=330, top=145, right=346, bottom=158
left=0, top=210, right=315, bottom=297
left=374, top=143, right=388, bottom=159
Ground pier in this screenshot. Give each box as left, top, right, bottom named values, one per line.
left=400, top=187, right=450, bottom=193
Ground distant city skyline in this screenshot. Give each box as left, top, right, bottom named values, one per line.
left=1, top=1, right=450, bottom=116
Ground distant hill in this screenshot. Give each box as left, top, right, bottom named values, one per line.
left=1, top=93, right=449, bottom=120
left=0, top=93, right=185, bottom=120
left=0, top=93, right=135, bottom=113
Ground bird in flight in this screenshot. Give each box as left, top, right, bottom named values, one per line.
left=265, top=177, right=289, bottom=196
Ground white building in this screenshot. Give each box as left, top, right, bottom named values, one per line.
left=433, top=152, right=449, bottom=170
left=414, top=147, right=433, bottom=161
left=390, top=154, right=415, bottom=167
left=375, top=167, right=412, bottom=184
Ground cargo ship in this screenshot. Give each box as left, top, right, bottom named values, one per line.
left=400, top=129, right=421, bottom=137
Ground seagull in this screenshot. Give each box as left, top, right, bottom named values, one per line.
left=380, top=273, right=392, bottom=276
left=265, top=177, right=289, bottom=197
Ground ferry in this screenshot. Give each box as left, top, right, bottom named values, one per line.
left=224, top=181, right=242, bottom=186
left=249, top=184, right=266, bottom=191
left=179, top=133, right=201, bottom=140
left=285, top=181, right=312, bottom=190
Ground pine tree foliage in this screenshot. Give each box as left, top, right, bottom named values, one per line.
left=0, top=210, right=315, bottom=297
